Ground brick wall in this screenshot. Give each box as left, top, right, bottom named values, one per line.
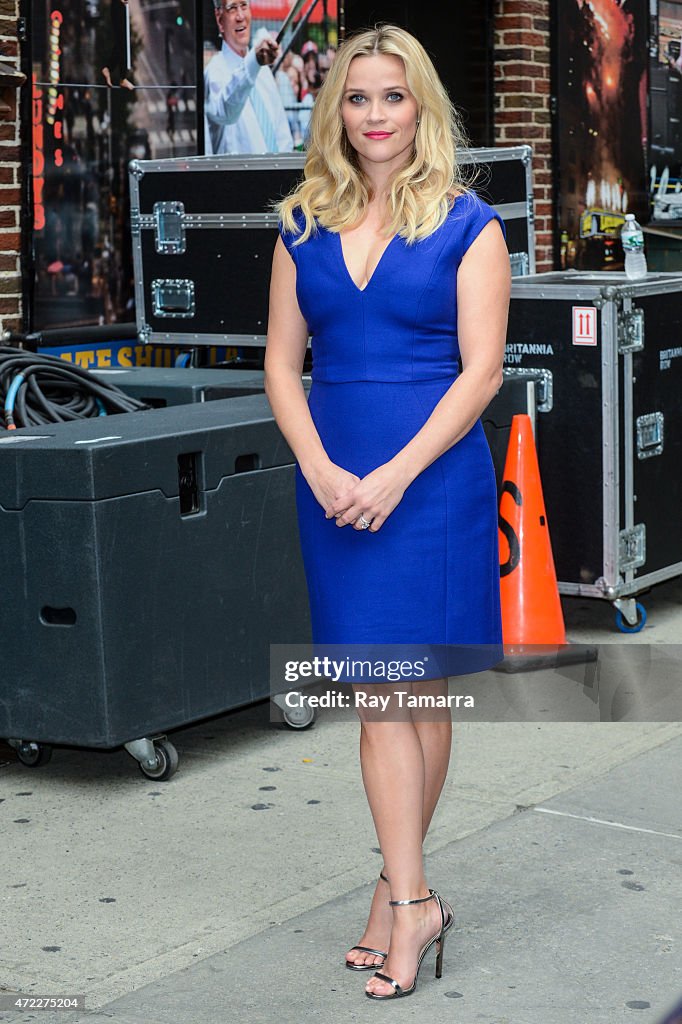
left=493, top=0, right=553, bottom=272
left=0, top=0, right=22, bottom=333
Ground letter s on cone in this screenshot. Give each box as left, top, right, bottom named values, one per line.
left=498, top=414, right=566, bottom=646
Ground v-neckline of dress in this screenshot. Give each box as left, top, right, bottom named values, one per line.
left=333, top=194, right=465, bottom=294
left=336, top=228, right=401, bottom=294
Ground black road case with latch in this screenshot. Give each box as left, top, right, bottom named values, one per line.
left=128, top=146, right=535, bottom=349
left=0, top=394, right=313, bottom=778
left=506, top=270, right=682, bottom=631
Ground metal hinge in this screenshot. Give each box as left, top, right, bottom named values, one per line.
left=619, top=524, right=646, bottom=572
left=617, top=307, right=644, bottom=353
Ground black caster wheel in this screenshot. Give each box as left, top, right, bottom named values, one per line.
left=138, top=738, right=179, bottom=780
left=14, top=741, right=53, bottom=767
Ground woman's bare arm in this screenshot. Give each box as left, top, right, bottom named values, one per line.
left=264, top=236, right=328, bottom=475
left=264, top=235, right=362, bottom=514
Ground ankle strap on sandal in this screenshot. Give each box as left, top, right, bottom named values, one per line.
left=389, top=889, right=435, bottom=907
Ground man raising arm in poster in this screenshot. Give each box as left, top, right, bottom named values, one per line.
left=204, top=0, right=294, bottom=155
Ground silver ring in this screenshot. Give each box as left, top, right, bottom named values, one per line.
left=358, top=514, right=372, bottom=530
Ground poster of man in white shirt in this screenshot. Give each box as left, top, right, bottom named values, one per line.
left=204, top=0, right=294, bottom=155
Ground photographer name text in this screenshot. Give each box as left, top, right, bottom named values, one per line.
left=284, top=691, right=474, bottom=710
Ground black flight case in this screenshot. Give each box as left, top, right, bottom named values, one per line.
left=506, top=270, right=682, bottom=631
left=128, top=145, right=536, bottom=351
left=0, top=395, right=314, bottom=779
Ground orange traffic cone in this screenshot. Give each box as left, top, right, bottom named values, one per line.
left=496, top=414, right=596, bottom=672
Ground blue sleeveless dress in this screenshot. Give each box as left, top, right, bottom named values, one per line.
left=278, top=191, right=506, bottom=679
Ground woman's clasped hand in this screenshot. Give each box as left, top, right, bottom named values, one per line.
left=308, top=459, right=410, bottom=532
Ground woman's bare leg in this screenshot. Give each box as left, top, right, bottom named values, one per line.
left=346, top=678, right=452, bottom=968
left=346, top=682, right=452, bottom=992
left=346, top=689, right=421, bottom=969
left=412, top=677, right=453, bottom=836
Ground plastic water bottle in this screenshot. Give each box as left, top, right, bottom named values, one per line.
left=621, top=214, right=647, bottom=280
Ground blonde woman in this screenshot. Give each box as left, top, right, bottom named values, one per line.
left=265, top=24, right=510, bottom=1001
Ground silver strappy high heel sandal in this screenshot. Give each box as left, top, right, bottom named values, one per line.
left=345, top=870, right=390, bottom=971
left=365, top=888, right=452, bottom=1000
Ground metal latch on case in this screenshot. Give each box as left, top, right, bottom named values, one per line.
left=154, top=201, right=186, bottom=254
left=617, top=307, right=644, bottom=353
left=151, top=279, right=195, bottom=318
left=502, top=367, right=553, bottom=413
left=509, top=252, right=530, bottom=277
left=636, top=412, right=664, bottom=459
left=619, top=524, right=646, bottom=572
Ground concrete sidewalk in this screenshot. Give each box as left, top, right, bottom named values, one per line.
left=1, top=577, right=681, bottom=1024
left=1, top=716, right=682, bottom=1024
left=62, top=735, right=682, bottom=1024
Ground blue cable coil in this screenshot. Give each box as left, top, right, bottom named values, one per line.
left=0, top=347, right=150, bottom=429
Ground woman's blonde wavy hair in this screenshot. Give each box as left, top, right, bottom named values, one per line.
left=273, top=23, right=479, bottom=247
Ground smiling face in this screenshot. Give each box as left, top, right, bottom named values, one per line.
left=341, top=53, right=419, bottom=175
left=215, top=0, right=251, bottom=57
